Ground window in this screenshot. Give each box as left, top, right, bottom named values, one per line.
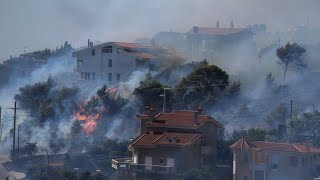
left=108, top=59, right=112, bottom=67
left=159, top=158, right=164, bottom=164
left=77, top=60, right=83, bottom=67
left=92, top=73, right=95, bottom=80
left=81, top=72, right=85, bottom=80
left=289, top=156, right=298, bottom=166
left=108, top=73, right=112, bottom=81
left=91, top=49, right=95, bottom=56
left=102, top=46, right=112, bottom=53
left=200, top=137, right=207, bottom=146
left=117, top=74, right=120, bottom=81
left=87, top=73, right=90, bottom=80
left=243, top=152, right=249, bottom=162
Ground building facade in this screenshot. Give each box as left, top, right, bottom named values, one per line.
left=185, top=25, right=254, bottom=60
left=230, top=139, right=320, bottom=180
left=112, top=108, right=224, bottom=180
left=72, top=41, right=156, bottom=84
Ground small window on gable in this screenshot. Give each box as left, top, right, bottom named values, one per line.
left=92, top=49, right=95, bottom=56
left=102, top=46, right=112, bottom=53
left=159, top=158, right=164, bottom=164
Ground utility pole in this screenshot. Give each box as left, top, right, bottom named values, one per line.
left=313, top=104, right=316, bottom=113
left=8, top=101, right=19, bottom=156
left=0, top=107, right=2, bottom=141
left=283, top=103, right=286, bottom=125
left=0, top=124, right=3, bottom=142
left=290, top=100, right=293, bottom=121
left=18, top=125, right=20, bottom=159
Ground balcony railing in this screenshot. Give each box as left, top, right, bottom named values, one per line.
left=112, top=158, right=176, bottom=175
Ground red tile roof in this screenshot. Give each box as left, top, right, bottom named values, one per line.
left=145, top=110, right=223, bottom=129
left=129, top=132, right=201, bottom=148
left=132, top=52, right=156, bottom=60
left=186, top=27, right=247, bottom=36
left=113, top=42, right=150, bottom=49
left=230, top=139, right=320, bottom=153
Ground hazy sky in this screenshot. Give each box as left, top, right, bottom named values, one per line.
left=1, top=0, right=319, bottom=60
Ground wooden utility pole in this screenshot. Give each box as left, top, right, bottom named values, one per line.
left=290, top=100, right=293, bottom=121
left=283, top=103, right=286, bottom=125
left=0, top=107, right=2, bottom=141
left=17, top=125, right=20, bottom=159
left=8, top=101, right=19, bottom=155
left=0, top=124, right=2, bottom=141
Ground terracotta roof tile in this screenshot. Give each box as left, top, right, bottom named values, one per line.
left=132, top=52, right=156, bottom=59
left=230, top=139, right=320, bottom=153
left=146, top=111, right=223, bottom=128
left=186, top=27, right=247, bottom=36
left=113, top=42, right=150, bottom=49
left=130, top=132, right=201, bottom=148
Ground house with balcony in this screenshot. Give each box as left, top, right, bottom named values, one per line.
left=112, top=107, right=224, bottom=180
left=230, top=139, right=320, bottom=180
left=72, top=40, right=156, bottom=83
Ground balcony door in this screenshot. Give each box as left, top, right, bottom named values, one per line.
left=145, top=156, right=152, bottom=170
left=167, top=158, right=175, bottom=167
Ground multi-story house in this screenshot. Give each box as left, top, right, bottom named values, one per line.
left=72, top=41, right=156, bottom=83
left=230, top=138, right=320, bottom=180
left=185, top=25, right=254, bottom=60
left=112, top=107, right=224, bottom=180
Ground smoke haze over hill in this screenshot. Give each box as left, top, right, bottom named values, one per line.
left=1, top=0, right=320, bottom=60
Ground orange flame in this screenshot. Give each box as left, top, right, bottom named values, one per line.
left=73, top=103, right=101, bottom=136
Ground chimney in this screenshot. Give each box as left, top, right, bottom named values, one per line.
left=230, top=20, right=234, bottom=29
left=306, top=137, right=312, bottom=151
left=144, top=106, right=150, bottom=115
left=216, top=21, right=220, bottom=28
left=88, top=39, right=90, bottom=47
left=194, top=110, right=199, bottom=126
left=149, top=108, right=156, bottom=122
left=197, top=107, right=203, bottom=114
left=193, top=26, right=199, bottom=33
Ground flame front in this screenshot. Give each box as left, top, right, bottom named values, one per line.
left=73, top=104, right=101, bottom=136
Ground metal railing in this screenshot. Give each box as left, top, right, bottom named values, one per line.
left=112, top=158, right=176, bottom=174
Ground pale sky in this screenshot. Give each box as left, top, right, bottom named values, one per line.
left=1, top=0, right=319, bottom=60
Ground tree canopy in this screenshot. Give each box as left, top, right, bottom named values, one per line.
left=133, top=73, right=168, bottom=109
left=175, top=64, right=230, bottom=109
left=14, top=78, right=79, bottom=123
left=276, top=42, right=306, bottom=82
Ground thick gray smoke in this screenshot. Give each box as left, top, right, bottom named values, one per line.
left=1, top=0, right=320, bottom=60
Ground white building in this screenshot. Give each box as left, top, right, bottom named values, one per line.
left=73, top=41, right=156, bottom=83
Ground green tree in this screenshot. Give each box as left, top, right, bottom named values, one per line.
left=133, top=73, right=168, bottom=109
left=289, top=111, right=320, bottom=145
left=231, top=128, right=268, bottom=142
left=264, top=103, right=287, bottom=128
left=276, top=42, right=306, bottom=82
left=14, top=78, right=79, bottom=123
left=175, top=64, right=229, bottom=109
left=96, top=85, right=126, bottom=115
